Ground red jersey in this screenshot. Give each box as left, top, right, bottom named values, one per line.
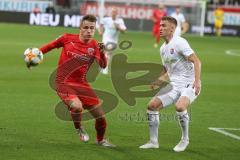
left=40, top=33, right=107, bottom=85
left=152, top=9, right=167, bottom=26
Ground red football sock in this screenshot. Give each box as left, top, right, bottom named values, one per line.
left=95, top=117, right=106, bottom=142
left=70, top=110, right=82, bottom=129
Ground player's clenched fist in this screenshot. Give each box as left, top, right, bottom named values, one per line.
left=98, top=42, right=105, bottom=54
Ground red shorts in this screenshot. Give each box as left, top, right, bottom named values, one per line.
left=152, top=25, right=160, bottom=37
left=56, top=83, right=100, bottom=108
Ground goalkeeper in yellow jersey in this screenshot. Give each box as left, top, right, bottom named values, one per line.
left=214, top=7, right=224, bottom=36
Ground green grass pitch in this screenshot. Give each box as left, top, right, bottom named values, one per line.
left=0, top=23, right=239, bottom=160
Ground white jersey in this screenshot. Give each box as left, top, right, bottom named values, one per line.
left=160, top=36, right=194, bottom=87
left=171, top=12, right=185, bottom=37
left=100, top=17, right=126, bottom=44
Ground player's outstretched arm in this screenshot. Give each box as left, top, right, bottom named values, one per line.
left=187, top=53, right=201, bottom=95
left=24, top=35, right=64, bottom=69
left=40, top=34, right=65, bottom=54
left=40, top=40, right=61, bottom=54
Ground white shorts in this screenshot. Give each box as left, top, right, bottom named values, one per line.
left=103, top=41, right=117, bottom=51
left=156, top=84, right=198, bottom=107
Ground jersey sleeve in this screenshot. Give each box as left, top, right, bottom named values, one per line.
left=180, top=14, right=186, bottom=23
left=177, top=38, right=194, bottom=57
left=119, top=19, right=127, bottom=30
left=39, top=34, right=66, bottom=54
left=96, top=21, right=100, bottom=29
left=94, top=42, right=107, bottom=68
left=97, top=18, right=105, bottom=29
left=100, top=18, right=106, bottom=25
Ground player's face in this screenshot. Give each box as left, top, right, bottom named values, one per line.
left=112, top=9, right=118, bottom=19
left=176, top=7, right=181, bottom=14
left=158, top=4, right=164, bottom=10
left=79, top=20, right=96, bottom=41
left=159, top=20, right=175, bottom=37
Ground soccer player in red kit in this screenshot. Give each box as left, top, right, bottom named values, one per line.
left=151, top=4, right=167, bottom=48
left=32, top=15, right=115, bottom=147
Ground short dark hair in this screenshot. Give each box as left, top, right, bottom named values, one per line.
left=161, top=16, right=177, bottom=27
left=80, top=14, right=97, bottom=26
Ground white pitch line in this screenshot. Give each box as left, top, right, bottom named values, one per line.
left=212, top=128, right=240, bottom=131
left=225, top=50, right=240, bottom=56
left=209, top=127, right=240, bottom=141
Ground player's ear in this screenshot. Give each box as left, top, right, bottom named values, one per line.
left=170, top=26, right=174, bottom=33
left=79, top=20, right=84, bottom=29
left=171, top=25, right=175, bottom=33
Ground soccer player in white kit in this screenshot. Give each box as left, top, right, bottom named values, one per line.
left=139, top=16, right=201, bottom=152
left=98, top=7, right=127, bottom=74
left=171, top=6, right=188, bottom=37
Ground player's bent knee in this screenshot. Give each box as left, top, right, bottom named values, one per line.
left=175, top=105, right=186, bottom=112
left=147, top=98, right=163, bottom=111
left=69, top=101, right=83, bottom=112
left=175, top=97, right=190, bottom=112
left=70, top=105, right=83, bottom=113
